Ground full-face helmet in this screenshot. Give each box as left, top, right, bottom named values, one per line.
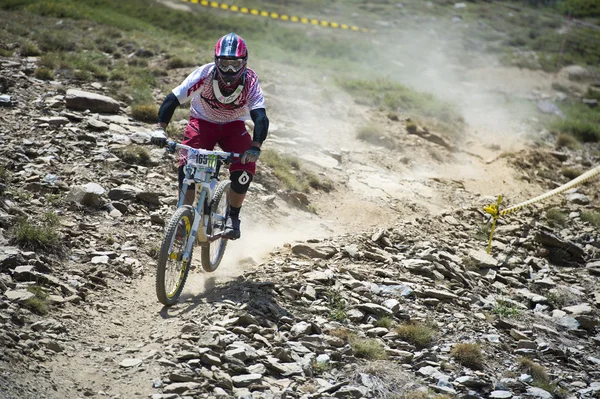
left=214, top=32, right=248, bottom=87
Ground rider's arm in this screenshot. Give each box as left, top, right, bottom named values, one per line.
left=250, top=108, right=269, bottom=147
left=157, top=93, right=181, bottom=128
left=157, top=65, right=210, bottom=128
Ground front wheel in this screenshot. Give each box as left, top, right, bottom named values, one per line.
left=201, top=180, right=230, bottom=272
left=156, top=206, right=195, bottom=306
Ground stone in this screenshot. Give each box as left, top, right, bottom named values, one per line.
left=108, top=184, right=141, bottom=201
left=489, top=391, right=513, bottom=399
left=292, top=243, right=337, bottom=259
left=563, top=303, right=593, bottom=315
left=290, top=321, right=312, bottom=337
left=66, top=89, right=120, bottom=113
left=356, top=303, right=393, bottom=317
left=65, top=183, right=106, bottom=207
left=561, top=65, right=591, bottom=81
left=421, top=289, right=458, bottom=301
left=119, top=358, right=142, bottom=368
left=525, top=387, right=553, bottom=399
left=4, top=289, right=34, bottom=302
left=162, top=382, right=202, bottom=394
left=566, top=193, right=590, bottom=205
left=468, top=249, right=498, bottom=268
left=231, top=374, right=262, bottom=387
left=333, top=386, right=369, bottom=398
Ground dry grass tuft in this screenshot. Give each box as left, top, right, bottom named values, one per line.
left=451, top=343, right=484, bottom=370
left=394, top=322, right=436, bottom=348
left=131, top=103, right=158, bottom=123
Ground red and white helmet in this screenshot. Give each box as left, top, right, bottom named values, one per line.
left=214, top=32, right=248, bottom=87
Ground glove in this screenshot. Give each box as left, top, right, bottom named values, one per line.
left=150, top=128, right=167, bottom=148
left=241, top=146, right=261, bottom=164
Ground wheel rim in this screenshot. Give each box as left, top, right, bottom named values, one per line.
left=166, top=216, right=191, bottom=298
left=209, top=191, right=229, bottom=265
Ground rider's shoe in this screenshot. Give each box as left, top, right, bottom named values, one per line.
left=222, top=216, right=241, bottom=240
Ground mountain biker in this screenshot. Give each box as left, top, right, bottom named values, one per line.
left=151, top=32, right=269, bottom=240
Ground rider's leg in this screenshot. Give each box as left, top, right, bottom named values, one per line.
left=217, top=122, right=256, bottom=239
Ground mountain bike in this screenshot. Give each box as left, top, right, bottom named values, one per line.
left=155, top=140, right=240, bottom=306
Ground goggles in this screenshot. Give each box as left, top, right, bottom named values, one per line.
left=217, top=58, right=245, bottom=73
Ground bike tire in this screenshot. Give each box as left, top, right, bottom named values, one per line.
left=156, top=206, right=195, bottom=306
left=201, top=180, right=230, bottom=272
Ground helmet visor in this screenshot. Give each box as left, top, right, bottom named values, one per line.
left=217, top=58, right=245, bottom=73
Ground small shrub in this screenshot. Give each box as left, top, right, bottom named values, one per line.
left=311, top=359, right=331, bottom=374
left=545, top=208, right=567, bottom=227
left=585, top=87, right=600, bottom=101
left=326, top=289, right=347, bottom=322
left=555, top=133, right=579, bottom=150
left=34, top=67, right=54, bottom=81
left=131, top=103, right=158, bottom=123
left=307, top=174, right=333, bottom=192
left=261, top=149, right=327, bottom=193
left=375, top=316, right=394, bottom=329
left=394, top=322, right=436, bottom=348
left=518, top=357, right=554, bottom=391
left=45, top=193, right=63, bottom=206
left=0, top=48, right=13, bottom=57
left=387, top=112, right=399, bottom=121
left=350, top=336, right=388, bottom=360
left=13, top=212, right=62, bottom=253
left=115, top=145, right=152, bottom=166
left=493, top=299, right=523, bottom=318
left=561, top=167, right=582, bottom=179
left=356, top=123, right=385, bottom=144
left=20, top=41, right=41, bottom=56
left=406, top=120, right=418, bottom=134
left=550, top=102, right=600, bottom=143
left=546, top=290, right=568, bottom=309
left=451, top=343, right=484, bottom=370
left=168, top=56, right=195, bottom=69
left=581, top=210, right=600, bottom=227
left=330, top=328, right=353, bottom=342
left=24, top=285, right=49, bottom=315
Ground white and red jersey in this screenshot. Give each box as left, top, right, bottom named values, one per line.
left=171, top=63, right=265, bottom=124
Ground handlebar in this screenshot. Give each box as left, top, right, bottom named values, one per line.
left=165, top=140, right=241, bottom=162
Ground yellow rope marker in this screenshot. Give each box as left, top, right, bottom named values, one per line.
left=483, top=194, right=503, bottom=254
left=483, top=164, right=600, bottom=253
left=183, top=0, right=371, bottom=33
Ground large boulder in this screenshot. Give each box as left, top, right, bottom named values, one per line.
left=66, top=89, right=120, bottom=113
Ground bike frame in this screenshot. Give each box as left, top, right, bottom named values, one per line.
left=167, top=142, right=239, bottom=264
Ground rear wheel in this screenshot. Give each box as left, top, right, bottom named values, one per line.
left=201, top=181, right=230, bottom=272
left=156, top=206, right=194, bottom=306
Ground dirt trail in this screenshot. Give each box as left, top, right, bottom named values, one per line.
left=35, top=18, right=565, bottom=399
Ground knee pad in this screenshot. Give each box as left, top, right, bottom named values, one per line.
left=230, top=170, right=253, bottom=194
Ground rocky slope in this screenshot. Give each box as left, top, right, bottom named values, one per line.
left=1, top=44, right=600, bottom=399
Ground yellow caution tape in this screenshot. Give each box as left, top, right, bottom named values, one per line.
left=483, top=164, right=600, bottom=253
left=181, top=0, right=372, bottom=33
